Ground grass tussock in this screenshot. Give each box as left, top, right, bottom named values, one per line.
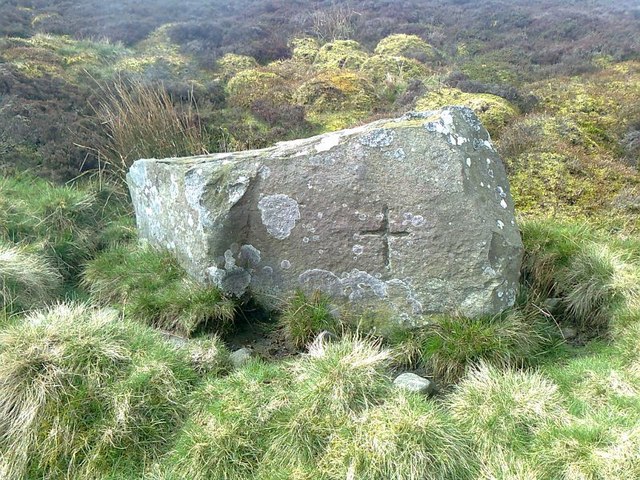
left=521, top=218, right=640, bottom=334
left=0, top=243, right=61, bottom=313
left=449, top=363, right=566, bottom=456
left=157, top=336, right=484, bottom=480
left=95, top=78, right=210, bottom=177
left=291, top=335, right=392, bottom=416
left=83, top=243, right=236, bottom=336
left=263, top=336, right=392, bottom=472
left=184, top=335, right=231, bottom=376
left=155, top=360, right=289, bottom=480
left=520, top=219, right=593, bottom=298
left=416, top=309, right=548, bottom=384
left=0, top=174, right=133, bottom=285
left=532, top=339, right=640, bottom=479
left=0, top=303, right=196, bottom=480
left=321, top=391, right=478, bottom=480
left=278, top=289, right=340, bottom=348
left=533, top=417, right=640, bottom=479
left=561, top=243, right=640, bottom=330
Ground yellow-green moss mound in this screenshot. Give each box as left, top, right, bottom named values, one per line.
left=498, top=113, right=640, bottom=227
left=226, top=69, right=291, bottom=108
left=374, top=34, right=437, bottom=63
left=295, top=70, right=376, bottom=130
left=361, top=54, right=430, bottom=83
left=415, top=87, right=518, bottom=136
left=217, top=53, right=258, bottom=79
left=290, top=37, right=320, bottom=63
left=314, top=39, right=368, bottom=70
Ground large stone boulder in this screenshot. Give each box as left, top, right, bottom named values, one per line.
left=128, top=107, right=523, bottom=324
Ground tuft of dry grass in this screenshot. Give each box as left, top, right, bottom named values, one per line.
left=94, top=78, right=210, bottom=177
left=321, top=390, right=478, bottom=480
left=0, top=243, right=61, bottom=313
left=417, top=309, right=547, bottom=384
left=449, top=362, right=566, bottom=456
left=0, top=303, right=196, bottom=480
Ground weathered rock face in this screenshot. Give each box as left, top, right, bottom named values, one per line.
left=128, top=107, right=523, bottom=323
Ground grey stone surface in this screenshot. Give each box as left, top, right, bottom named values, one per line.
left=393, top=372, right=435, bottom=395
left=229, top=347, right=253, bottom=368
left=128, top=106, right=523, bottom=324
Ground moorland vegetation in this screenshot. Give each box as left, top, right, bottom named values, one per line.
left=1, top=0, right=640, bottom=478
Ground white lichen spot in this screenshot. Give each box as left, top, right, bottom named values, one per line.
left=486, top=158, right=492, bottom=165
left=488, top=169, right=495, bottom=178
left=303, top=237, right=310, bottom=244
left=496, top=186, right=507, bottom=198
left=402, top=213, right=425, bottom=227
left=392, top=148, right=406, bottom=160
left=307, top=181, right=313, bottom=189
left=318, top=249, right=325, bottom=255
left=352, top=245, right=364, bottom=255
left=258, top=194, right=301, bottom=240
left=258, top=165, right=271, bottom=180
left=483, top=266, right=497, bottom=276
left=466, top=158, right=471, bottom=167
left=317, top=212, right=324, bottom=219
left=358, top=213, right=367, bottom=221
left=263, top=266, right=273, bottom=275
left=312, top=235, right=320, bottom=242
left=497, top=220, right=505, bottom=230
left=480, top=182, right=485, bottom=187
left=315, top=133, right=341, bottom=152
left=360, top=128, right=395, bottom=148
left=500, top=199, right=508, bottom=209
left=280, top=260, right=291, bottom=270
left=228, top=176, right=251, bottom=204
left=170, top=176, right=179, bottom=199
left=224, top=249, right=236, bottom=270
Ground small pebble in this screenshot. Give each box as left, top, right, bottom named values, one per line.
left=394, top=372, right=435, bottom=395
left=229, top=347, right=253, bottom=368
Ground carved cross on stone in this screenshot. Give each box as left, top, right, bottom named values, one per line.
left=359, top=204, right=409, bottom=269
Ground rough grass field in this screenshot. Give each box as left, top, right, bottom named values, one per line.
left=1, top=212, right=640, bottom=478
